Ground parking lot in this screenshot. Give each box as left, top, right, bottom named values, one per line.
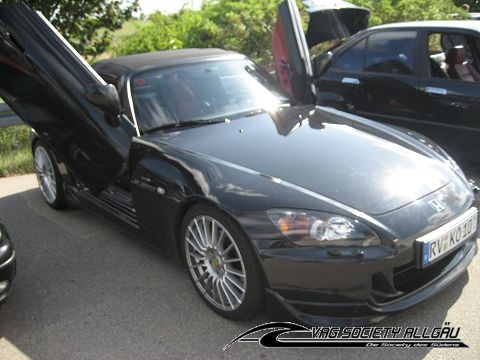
left=0, top=173, right=478, bottom=360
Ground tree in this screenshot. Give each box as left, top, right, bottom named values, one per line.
left=186, top=0, right=280, bottom=65
left=113, top=12, right=183, bottom=55
left=115, top=0, right=282, bottom=68
left=0, top=0, right=139, bottom=58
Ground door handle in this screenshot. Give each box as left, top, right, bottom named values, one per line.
left=342, top=77, right=360, bottom=85
left=425, top=87, right=447, bottom=95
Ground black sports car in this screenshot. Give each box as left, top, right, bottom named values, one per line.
left=0, top=3, right=478, bottom=325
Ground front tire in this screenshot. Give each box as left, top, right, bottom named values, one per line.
left=181, top=205, right=264, bottom=320
left=33, top=140, right=66, bottom=209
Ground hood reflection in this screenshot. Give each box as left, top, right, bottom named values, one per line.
left=270, top=105, right=325, bottom=136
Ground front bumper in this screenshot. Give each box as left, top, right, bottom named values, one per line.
left=261, top=236, right=477, bottom=326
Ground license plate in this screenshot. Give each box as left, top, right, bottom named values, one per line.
left=416, top=207, right=478, bottom=268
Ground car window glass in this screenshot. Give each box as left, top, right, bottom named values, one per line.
left=429, top=32, right=480, bottom=81
left=130, top=59, right=289, bottom=132
left=428, top=33, right=449, bottom=78
left=365, top=31, right=416, bottom=75
left=441, top=34, right=470, bottom=55
left=335, top=39, right=366, bottom=71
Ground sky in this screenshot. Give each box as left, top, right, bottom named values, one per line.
left=137, top=0, right=204, bottom=15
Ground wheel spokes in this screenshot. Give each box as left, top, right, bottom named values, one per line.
left=34, top=146, right=57, bottom=204
left=185, top=215, right=247, bottom=311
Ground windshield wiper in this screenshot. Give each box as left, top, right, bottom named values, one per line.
left=144, top=118, right=228, bottom=133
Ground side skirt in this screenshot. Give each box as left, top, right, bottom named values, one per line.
left=68, top=183, right=139, bottom=230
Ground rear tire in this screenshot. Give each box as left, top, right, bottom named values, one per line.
left=33, top=140, right=66, bottom=209
left=181, top=205, right=264, bottom=320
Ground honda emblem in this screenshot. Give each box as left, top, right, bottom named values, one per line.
left=429, top=199, right=444, bottom=212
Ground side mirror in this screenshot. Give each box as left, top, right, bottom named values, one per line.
left=82, top=83, right=121, bottom=118
left=312, top=51, right=333, bottom=78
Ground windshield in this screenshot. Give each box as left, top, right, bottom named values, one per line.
left=130, top=58, right=289, bottom=132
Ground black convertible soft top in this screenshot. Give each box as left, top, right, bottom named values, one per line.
left=92, top=48, right=242, bottom=84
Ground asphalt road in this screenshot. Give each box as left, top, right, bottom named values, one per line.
left=0, top=173, right=478, bottom=360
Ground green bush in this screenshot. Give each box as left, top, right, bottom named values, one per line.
left=114, top=0, right=281, bottom=69
left=0, top=126, right=30, bottom=151
left=0, top=126, right=33, bottom=177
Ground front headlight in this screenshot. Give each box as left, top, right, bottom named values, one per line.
left=267, top=209, right=380, bottom=247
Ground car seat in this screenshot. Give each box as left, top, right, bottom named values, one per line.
left=165, top=76, right=204, bottom=120
left=445, top=45, right=480, bottom=81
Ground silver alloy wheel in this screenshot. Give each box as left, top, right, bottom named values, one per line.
left=34, top=145, right=57, bottom=204
left=185, top=215, right=247, bottom=311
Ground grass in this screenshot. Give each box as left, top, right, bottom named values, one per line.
left=0, top=125, right=33, bottom=177
left=111, top=19, right=151, bottom=46
left=93, top=19, right=151, bottom=61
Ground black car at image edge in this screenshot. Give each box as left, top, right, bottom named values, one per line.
left=0, top=221, right=16, bottom=305
left=0, top=2, right=478, bottom=326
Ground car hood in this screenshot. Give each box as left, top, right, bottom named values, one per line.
left=145, top=106, right=453, bottom=215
